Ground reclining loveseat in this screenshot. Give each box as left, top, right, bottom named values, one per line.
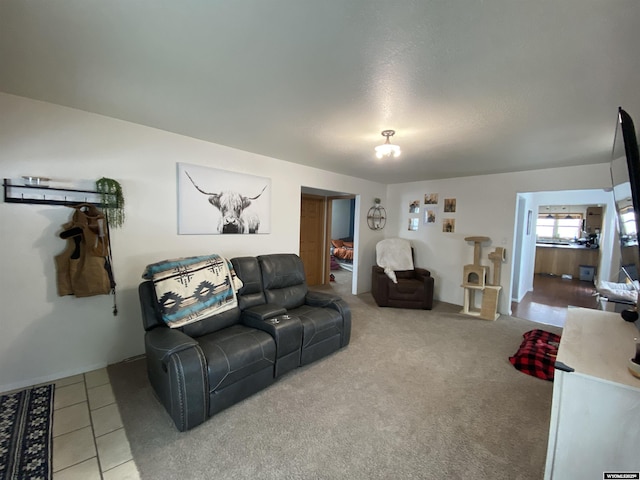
left=139, top=253, right=351, bottom=431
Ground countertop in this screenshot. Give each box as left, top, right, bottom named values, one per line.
left=536, top=242, right=598, bottom=250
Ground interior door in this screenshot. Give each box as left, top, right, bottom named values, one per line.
left=300, top=194, right=326, bottom=286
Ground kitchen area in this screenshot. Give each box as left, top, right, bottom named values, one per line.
left=534, top=205, right=603, bottom=281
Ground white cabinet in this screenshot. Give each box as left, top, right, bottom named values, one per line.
left=544, top=308, right=640, bottom=479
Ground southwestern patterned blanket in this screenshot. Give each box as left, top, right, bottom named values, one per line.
left=143, top=254, right=243, bottom=329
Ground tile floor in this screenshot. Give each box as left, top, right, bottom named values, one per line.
left=51, top=368, right=140, bottom=480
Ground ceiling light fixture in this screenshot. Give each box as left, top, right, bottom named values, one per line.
left=375, top=130, right=401, bottom=159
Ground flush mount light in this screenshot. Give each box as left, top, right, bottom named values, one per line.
left=375, top=130, right=401, bottom=159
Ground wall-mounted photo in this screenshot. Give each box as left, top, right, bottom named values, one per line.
left=177, top=162, right=271, bottom=235
left=409, top=200, right=420, bottom=213
left=443, top=218, right=455, bottom=233
left=408, top=218, right=419, bottom=231
left=444, top=198, right=456, bottom=213
left=424, top=193, right=439, bottom=205
left=424, top=209, right=437, bottom=225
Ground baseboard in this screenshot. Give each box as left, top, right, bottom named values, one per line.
left=0, top=361, right=108, bottom=394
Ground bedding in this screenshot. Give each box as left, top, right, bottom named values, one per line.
left=596, top=279, right=639, bottom=304
left=331, top=239, right=354, bottom=261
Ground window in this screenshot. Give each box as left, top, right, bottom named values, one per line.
left=536, top=214, right=583, bottom=240
left=620, top=206, right=637, bottom=237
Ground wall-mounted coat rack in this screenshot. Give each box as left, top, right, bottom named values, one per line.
left=3, top=178, right=116, bottom=207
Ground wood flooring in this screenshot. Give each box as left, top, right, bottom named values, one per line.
left=511, top=273, right=599, bottom=328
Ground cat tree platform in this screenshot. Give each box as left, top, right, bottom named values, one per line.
left=460, top=284, right=502, bottom=321
left=460, top=236, right=504, bottom=321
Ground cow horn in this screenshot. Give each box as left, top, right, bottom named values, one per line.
left=247, top=185, right=268, bottom=201
left=186, top=171, right=267, bottom=200
left=185, top=171, right=217, bottom=195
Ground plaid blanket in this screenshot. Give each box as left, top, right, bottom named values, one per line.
left=143, top=254, right=243, bottom=329
left=509, top=329, right=561, bottom=381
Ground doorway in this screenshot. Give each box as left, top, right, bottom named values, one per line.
left=299, top=187, right=357, bottom=293
left=510, top=189, right=615, bottom=327
left=328, top=196, right=355, bottom=292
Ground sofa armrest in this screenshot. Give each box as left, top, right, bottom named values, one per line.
left=372, top=265, right=386, bottom=275
left=144, top=328, right=208, bottom=432
left=145, top=327, right=199, bottom=365
left=414, top=268, right=435, bottom=292
left=305, top=292, right=352, bottom=348
left=241, top=303, right=287, bottom=322
left=241, top=312, right=303, bottom=375
left=305, top=290, right=341, bottom=307
left=329, top=298, right=352, bottom=347
left=414, top=267, right=432, bottom=278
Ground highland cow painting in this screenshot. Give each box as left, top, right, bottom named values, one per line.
left=177, top=163, right=271, bottom=235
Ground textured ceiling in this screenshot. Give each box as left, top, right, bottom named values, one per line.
left=1, top=1, right=639, bottom=184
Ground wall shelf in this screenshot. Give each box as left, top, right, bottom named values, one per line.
left=367, top=205, right=386, bottom=230
left=3, top=179, right=115, bottom=207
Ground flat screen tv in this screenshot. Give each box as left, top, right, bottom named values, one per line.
left=610, top=107, right=640, bottom=321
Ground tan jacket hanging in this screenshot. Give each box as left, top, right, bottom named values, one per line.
left=55, top=204, right=114, bottom=297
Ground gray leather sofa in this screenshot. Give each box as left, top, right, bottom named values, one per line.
left=139, top=253, right=351, bottom=431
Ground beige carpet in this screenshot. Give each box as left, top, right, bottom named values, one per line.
left=109, top=277, right=561, bottom=480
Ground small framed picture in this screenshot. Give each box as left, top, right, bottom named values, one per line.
left=424, top=209, right=437, bottom=225
left=424, top=193, right=439, bottom=205
left=443, top=218, right=455, bottom=233
left=444, top=198, right=456, bottom=213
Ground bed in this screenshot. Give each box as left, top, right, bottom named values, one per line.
left=331, top=239, right=354, bottom=261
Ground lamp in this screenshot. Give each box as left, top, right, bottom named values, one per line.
left=375, top=130, right=401, bottom=159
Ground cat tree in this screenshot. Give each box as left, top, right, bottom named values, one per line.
left=460, top=236, right=505, bottom=321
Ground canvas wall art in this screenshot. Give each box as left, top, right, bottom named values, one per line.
left=177, top=163, right=271, bottom=235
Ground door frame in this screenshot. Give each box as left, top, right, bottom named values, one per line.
left=325, top=195, right=356, bottom=284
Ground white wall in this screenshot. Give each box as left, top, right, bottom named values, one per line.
left=386, top=164, right=614, bottom=314
left=331, top=198, right=352, bottom=240
left=0, top=93, right=387, bottom=391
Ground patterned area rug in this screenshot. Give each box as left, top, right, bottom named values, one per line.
left=0, top=384, right=54, bottom=480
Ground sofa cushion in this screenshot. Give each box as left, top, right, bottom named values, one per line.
left=259, top=254, right=307, bottom=309
left=231, top=256, right=266, bottom=310
left=198, top=324, right=276, bottom=392
left=180, top=307, right=240, bottom=338
left=289, top=304, right=342, bottom=349
left=391, top=278, right=424, bottom=297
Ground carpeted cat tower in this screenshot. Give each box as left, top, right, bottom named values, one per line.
left=460, top=236, right=505, bottom=320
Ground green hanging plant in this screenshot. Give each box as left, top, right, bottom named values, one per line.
left=96, top=177, right=125, bottom=228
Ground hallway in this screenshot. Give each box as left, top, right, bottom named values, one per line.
left=511, top=274, right=600, bottom=328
